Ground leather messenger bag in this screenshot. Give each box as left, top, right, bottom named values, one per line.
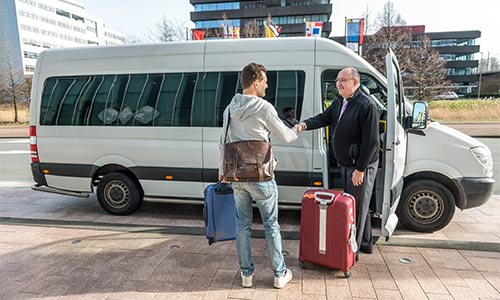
left=222, top=112, right=274, bottom=182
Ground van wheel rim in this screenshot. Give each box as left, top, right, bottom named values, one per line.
left=408, top=191, right=444, bottom=224
left=105, top=180, right=129, bottom=209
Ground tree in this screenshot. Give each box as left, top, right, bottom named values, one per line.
left=405, top=35, right=450, bottom=99
left=125, top=34, right=147, bottom=44
left=362, top=1, right=413, bottom=75
left=149, top=14, right=185, bottom=42
left=0, top=46, right=30, bottom=123
left=242, top=19, right=261, bottom=38
left=480, top=56, right=500, bottom=73
left=362, top=0, right=449, bottom=99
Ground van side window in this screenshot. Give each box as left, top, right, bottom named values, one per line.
left=272, top=70, right=305, bottom=121
left=41, top=78, right=75, bottom=125
left=39, top=70, right=305, bottom=127
left=173, top=73, right=197, bottom=126
left=155, top=73, right=182, bottom=126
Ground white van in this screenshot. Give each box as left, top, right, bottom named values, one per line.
left=29, top=37, right=494, bottom=238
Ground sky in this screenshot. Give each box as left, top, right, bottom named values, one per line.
left=79, top=0, right=499, bottom=58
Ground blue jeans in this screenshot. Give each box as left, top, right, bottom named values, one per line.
left=233, top=179, right=286, bottom=278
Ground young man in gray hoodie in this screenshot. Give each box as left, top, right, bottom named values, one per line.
left=219, top=63, right=298, bottom=289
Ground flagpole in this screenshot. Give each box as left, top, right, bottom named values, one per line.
left=344, top=17, right=347, bottom=46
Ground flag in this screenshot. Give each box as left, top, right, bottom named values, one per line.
left=346, top=18, right=364, bottom=43
left=264, top=22, right=281, bottom=38
left=224, top=26, right=240, bottom=39
left=193, top=29, right=205, bottom=40
left=305, top=22, right=322, bottom=37
left=346, top=18, right=365, bottom=54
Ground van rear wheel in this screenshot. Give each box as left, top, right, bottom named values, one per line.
left=397, top=179, right=455, bottom=232
left=97, top=172, right=143, bottom=215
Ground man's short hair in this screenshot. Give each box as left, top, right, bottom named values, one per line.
left=241, top=63, right=267, bottom=89
left=283, top=107, right=294, bottom=114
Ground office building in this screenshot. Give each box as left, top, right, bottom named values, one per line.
left=190, top=0, right=332, bottom=38
left=333, top=26, right=481, bottom=93
left=0, top=0, right=125, bottom=76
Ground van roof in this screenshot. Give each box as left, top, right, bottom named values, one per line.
left=35, top=37, right=380, bottom=79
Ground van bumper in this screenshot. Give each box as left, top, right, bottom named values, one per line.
left=31, top=162, right=47, bottom=186
left=456, top=177, right=495, bottom=209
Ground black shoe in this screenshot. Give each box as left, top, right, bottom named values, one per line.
left=359, top=246, right=373, bottom=254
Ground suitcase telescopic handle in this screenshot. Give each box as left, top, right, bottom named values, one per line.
left=314, top=191, right=337, bottom=206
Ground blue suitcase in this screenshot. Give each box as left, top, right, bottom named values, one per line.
left=204, top=182, right=236, bottom=245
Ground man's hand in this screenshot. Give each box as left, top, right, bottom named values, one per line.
left=352, top=170, right=364, bottom=186
left=293, top=122, right=307, bottom=134
left=219, top=175, right=230, bottom=184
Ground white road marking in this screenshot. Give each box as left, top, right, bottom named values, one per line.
left=0, top=139, right=29, bottom=144
left=0, top=150, right=31, bottom=154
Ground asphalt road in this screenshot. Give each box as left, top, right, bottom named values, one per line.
left=1, top=137, right=498, bottom=193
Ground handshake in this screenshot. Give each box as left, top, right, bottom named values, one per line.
left=292, top=122, right=307, bottom=134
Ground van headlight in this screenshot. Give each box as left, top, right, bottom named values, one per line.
left=471, top=146, right=493, bottom=171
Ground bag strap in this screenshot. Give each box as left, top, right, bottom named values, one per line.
left=224, top=110, right=231, bottom=144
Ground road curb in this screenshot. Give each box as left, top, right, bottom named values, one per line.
left=2, top=217, right=499, bottom=253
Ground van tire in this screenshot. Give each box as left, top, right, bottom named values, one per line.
left=397, top=179, right=455, bottom=232
left=97, top=172, right=143, bottom=215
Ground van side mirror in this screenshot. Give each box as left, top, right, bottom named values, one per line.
left=411, top=101, right=429, bottom=129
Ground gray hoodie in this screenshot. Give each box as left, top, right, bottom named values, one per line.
left=218, top=93, right=298, bottom=176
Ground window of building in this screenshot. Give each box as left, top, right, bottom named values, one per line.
left=73, top=26, right=86, bottom=33
left=25, top=65, right=35, bottom=72
left=41, top=29, right=58, bottom=37
left=72, top=14, right=85, bottom=23
left=40, top=70, right=306, bottom=127
left=19, top=0, right=36, bottom=6
left=18, top=10, right=38, bottom=20
left=40, top=16, right=56, bottom=25
left=196, top=19, right=241, bottom=29
left=23, top=51, right=39, bottom=59
left=195, top=2, right=240, bottom=11
left=58, top=34, right=74, bottom=41
left=57, top=21, right=72, bottom=30
left=20, top=24, right=39, bottom=33
left=23, top=38, right=41, bottom=47
left=74, top=38, right=86, bottom=44
left=56, top=8, right=71, bottom=18
left=38, top=3, right=55, bottom=12
left=41, top=41, right=59, bottom=48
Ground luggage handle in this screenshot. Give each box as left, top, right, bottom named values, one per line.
left=314, top=191, right=337, bottom=206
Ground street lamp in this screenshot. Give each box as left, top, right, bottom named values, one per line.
left=477, top=52, right=483, bottom=99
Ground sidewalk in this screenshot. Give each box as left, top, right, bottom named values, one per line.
left=1, top=221, right=499, bottom=300
left=0, top=186, right=499, bottom=299
left=0, top=123, right=499, bottom=138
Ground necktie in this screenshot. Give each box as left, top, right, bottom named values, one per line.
left=338, top=99, right=348, bottom=120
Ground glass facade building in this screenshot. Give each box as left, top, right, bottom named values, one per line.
left=0, top=0, right=125, bottom=76
left=190, top=0, right=332, bottom=38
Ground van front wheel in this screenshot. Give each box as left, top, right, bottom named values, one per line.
left=97, top=172, right=143, bottom=215
left=397, top=179, right=455, bottom=232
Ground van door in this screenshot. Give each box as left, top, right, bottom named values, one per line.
left=382, top=49, right=407, bottom=239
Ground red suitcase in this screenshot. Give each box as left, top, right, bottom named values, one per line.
left=299, top=189, right=357, bottom=278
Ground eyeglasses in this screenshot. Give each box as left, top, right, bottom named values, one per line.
left=335, top=78, right=354, bottom=84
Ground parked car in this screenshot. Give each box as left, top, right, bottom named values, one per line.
left=433, top=91, right=459, bottom=100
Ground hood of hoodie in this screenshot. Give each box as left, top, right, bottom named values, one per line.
left=228, top=93, right=267, bottom=121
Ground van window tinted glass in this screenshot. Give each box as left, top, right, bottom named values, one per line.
left=39, top=70, right=305, bottom=127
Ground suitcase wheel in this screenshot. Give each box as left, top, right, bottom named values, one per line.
left=343, top=271, right=351, bottom=278
left=299, top=260, right=306, bottom=269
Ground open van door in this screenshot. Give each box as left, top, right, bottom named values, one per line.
left=382, top=49, right=407, bottom=239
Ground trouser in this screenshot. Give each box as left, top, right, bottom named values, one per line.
left=232, top=179, right=286, bottom=278
left=340, top=160, right=378, bottom=251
